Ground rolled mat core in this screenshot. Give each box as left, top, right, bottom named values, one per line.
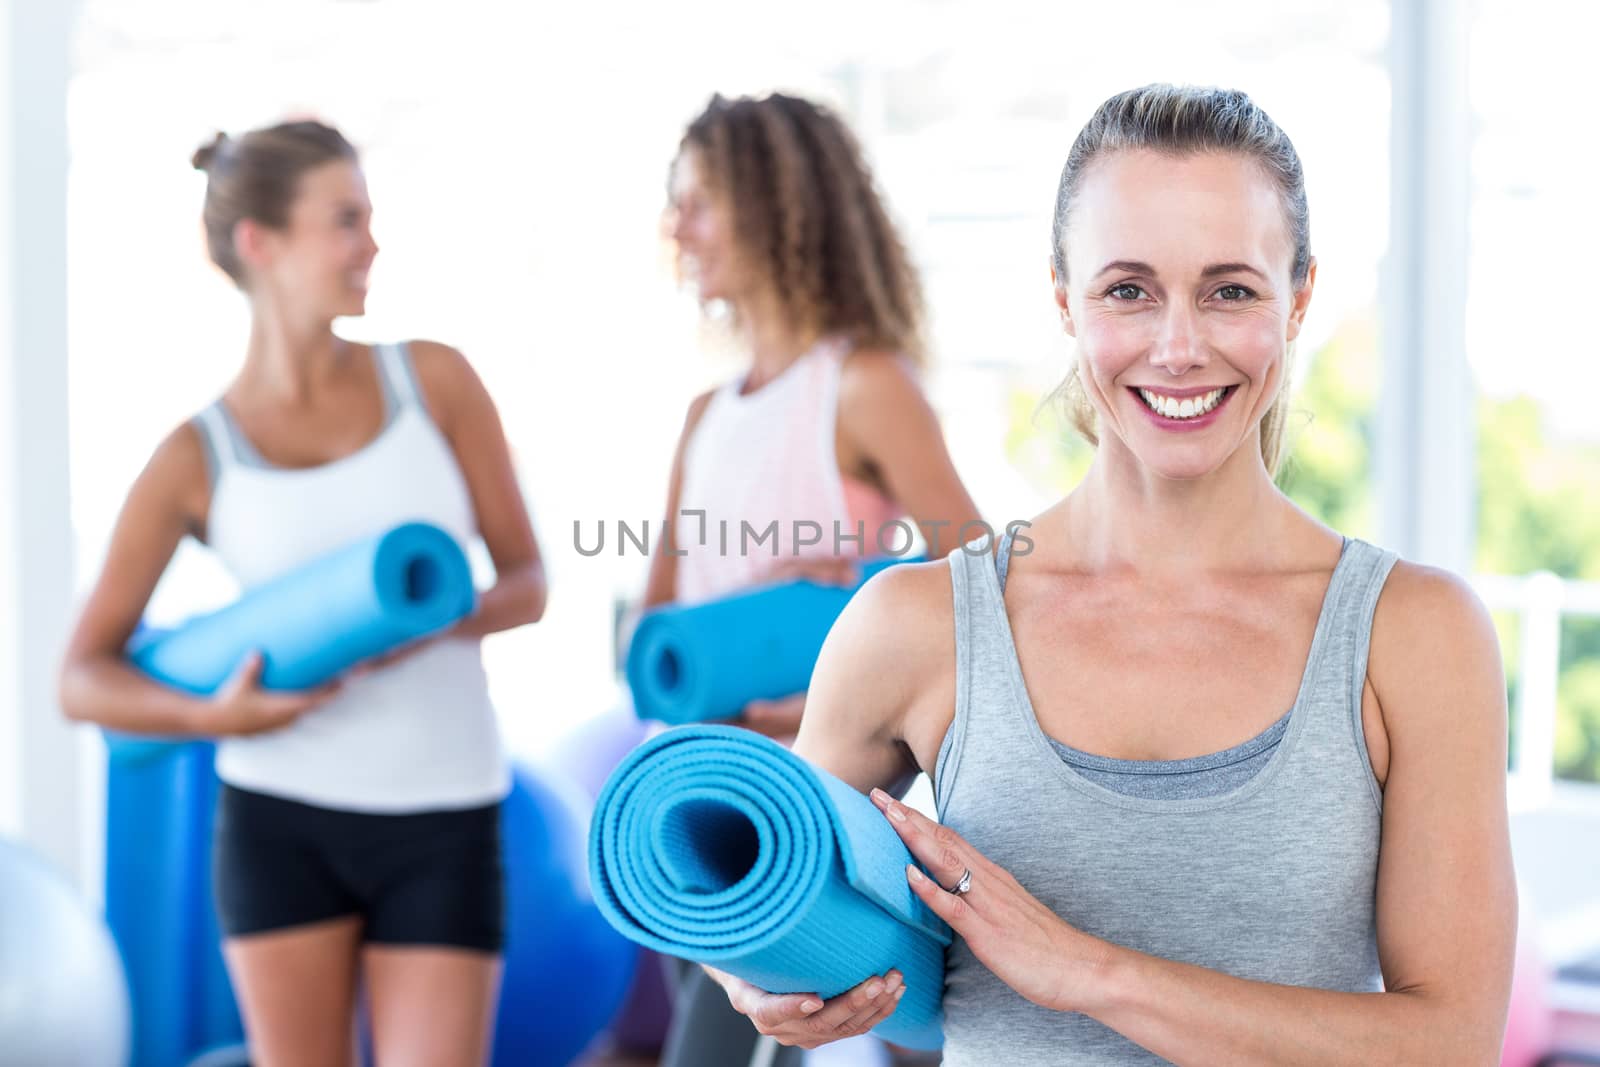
left=589, top=725, right=949, bottom=1050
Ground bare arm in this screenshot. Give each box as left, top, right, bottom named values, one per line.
left=58, top=425, right=333, bottom=735
left=836, top=350, right=982, bottom=560
left=411, top=340, right=546, bottom=637
left=792, top=559, right=954, bottom=788
left=707, top=561, right=957, bottom=1047
left=641, top=389, right=715, bottom=610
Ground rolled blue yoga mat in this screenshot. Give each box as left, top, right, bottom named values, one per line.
left=589, top=725, right=950, bottom=1050
left=626, top=554, right=922, bottom=725
left=126, top=522, right=474, bottom=698
left=101, top=523, right=475, bottom=1063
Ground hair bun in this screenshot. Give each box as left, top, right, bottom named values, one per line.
left=191, top=131, right=228, bottom=172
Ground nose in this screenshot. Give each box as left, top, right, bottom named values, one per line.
left=1150, top=302, right=1207, bottom=376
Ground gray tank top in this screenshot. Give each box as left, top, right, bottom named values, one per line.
left=933, top=532, right=1396, bottom=1064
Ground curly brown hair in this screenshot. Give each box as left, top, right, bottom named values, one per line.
left=676, top=93, right=926, bottom=365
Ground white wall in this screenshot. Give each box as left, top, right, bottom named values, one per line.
left=0, top=0, right=84, bottom=886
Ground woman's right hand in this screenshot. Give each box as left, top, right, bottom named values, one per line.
left=758, top=556, right=860, bottom=589
left=709, top=965, right=906, bottom=1050
left=198, top=651, right=341, bottom=737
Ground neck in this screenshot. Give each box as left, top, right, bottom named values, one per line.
left=734, top=287, right=816, bottom=389
left=239, top=297, right=345, bottom=405
left=1058, top=432, right=1296, bottom=578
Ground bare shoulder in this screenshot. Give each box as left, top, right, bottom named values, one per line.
left=1372, top=560, right=1498, bottom=652
left=850, top=554, right=955, bottom=643
left=403, top=338, right=475, bottom=392
left=669, top=388, right=718, bottom=456
left=837, top=346, right=921, bottom=406
left=399, top=340, right=495, bottom=439
left=146, top=418, right=212, bottom=531
left=1368, top=559, right=1504, bottom=732
left=156, top=416, right=210, bottom=473
left=805, top=556, right=956, bottom=766
left=684, top=387, right=716, bottom=429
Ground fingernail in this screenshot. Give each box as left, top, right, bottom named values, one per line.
left=869, top=788, right=888, bottom=806
left=801, top=999, right=822, bottom=1014
left=885, top=974, right=902, bottom=994
left=865, top=980, right=884, bottom=998
left=887, top=802, right=907, bottom=822
left=907, top=864, right=924, bottom=883
left=894, top=986, right=906, bottom=1000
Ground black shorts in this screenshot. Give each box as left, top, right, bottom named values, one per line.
left=213, top=784, right=504, bottom=951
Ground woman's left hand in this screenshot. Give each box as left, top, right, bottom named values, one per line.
left=869, top=787, right=1109, bottom=1014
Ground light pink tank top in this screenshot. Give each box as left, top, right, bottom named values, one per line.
left=673, top=338, right=903, bottom=605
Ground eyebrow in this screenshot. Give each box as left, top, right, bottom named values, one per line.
left=1091, top=260, right=1270, bottom=282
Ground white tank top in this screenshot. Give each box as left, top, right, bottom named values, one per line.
left=198, top=342, right=508, bottom=813
left=673, top=337, right=902, bottom=605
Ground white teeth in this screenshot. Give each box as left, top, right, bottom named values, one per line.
left=1139, top=387, right=1226, bottom=420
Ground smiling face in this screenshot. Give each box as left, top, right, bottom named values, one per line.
left=245, top=159, right=378, bottom=320
left=667, top=147, right=749, bottom=305
left=1056, top=149, right=1315, bottom=482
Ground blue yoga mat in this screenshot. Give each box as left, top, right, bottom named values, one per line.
left=126, top=522, right=474, bottom=699
left=105, top=742, right=242, bottom=1067
left=626, top=555, right=921, bottom=724
left=589, top=725, right=949, bottom=1050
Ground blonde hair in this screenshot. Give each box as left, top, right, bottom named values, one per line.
left=1050, top=84, right=1311, bottom=475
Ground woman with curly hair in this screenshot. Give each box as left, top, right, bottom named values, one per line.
left=642, top=92, right=982, bottom=1066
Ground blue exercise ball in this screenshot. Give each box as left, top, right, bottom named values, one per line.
left=535, top=700, right=653, bottom=802
left=0, top=838, right=132, bottom=1067
left=535, top=703, right=676, bottom=1052
left=494, top=764, right=638, bottom=1067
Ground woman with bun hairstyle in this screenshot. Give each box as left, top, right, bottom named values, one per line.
left=59, top=120, right=545, bottom=1066
left=644, top=91, right=982, bottom=1067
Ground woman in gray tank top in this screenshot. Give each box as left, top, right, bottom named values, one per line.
left=703, top=84, right=1518, bottom=1063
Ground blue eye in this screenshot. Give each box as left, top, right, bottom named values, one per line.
left=1216, top=284, right=1253, bottom=301
left=1108, top=283, right=1145, bottom=301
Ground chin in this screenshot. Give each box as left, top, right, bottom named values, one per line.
left=690, top=262, right=734, bottom=303
left=1132, top=442, right=1233, bottom=482
left=1150, top=461, right=1225, bottom=482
